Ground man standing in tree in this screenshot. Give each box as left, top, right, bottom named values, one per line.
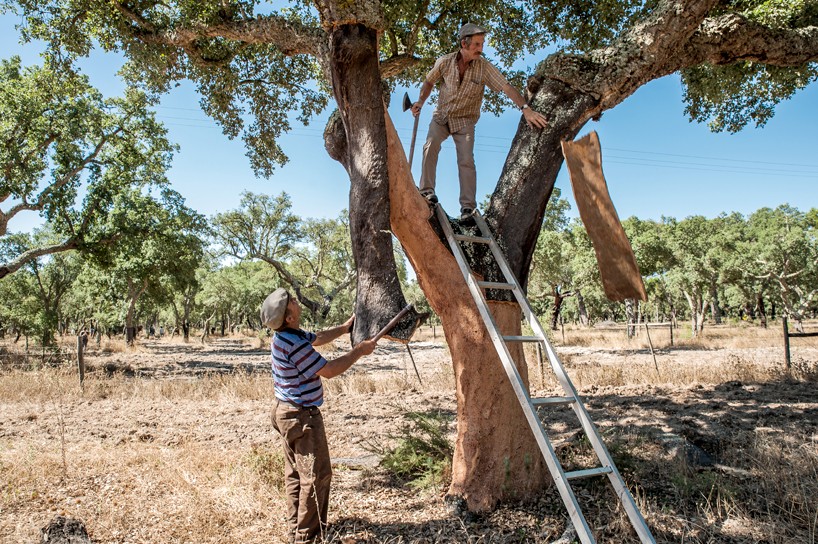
left=411, top=23, right=549, bottom=220
left=261, top=288, right=376, bottom=544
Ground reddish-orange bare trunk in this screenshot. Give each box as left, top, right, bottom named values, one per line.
left=385, top=113, right=547, bottom=511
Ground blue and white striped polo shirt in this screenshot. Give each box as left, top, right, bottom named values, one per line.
left=272, top=328, right=328, bottom=407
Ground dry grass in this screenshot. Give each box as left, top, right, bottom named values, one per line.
left=1, top=439, right=287, bottom=543
left=2, top=324, right=817, bottom=543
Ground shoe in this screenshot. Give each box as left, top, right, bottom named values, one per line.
left=459, top=208, right=475, bottom=220
left=421, top=191, right=438, bottom=204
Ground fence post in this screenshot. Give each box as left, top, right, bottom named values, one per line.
left=76, top=334, right=85, bottom=388
left=669, top=321, right=674, bottom=347
left=783, top=316, right=791, bottom=370
left=645, top=322, right=659, bottom=375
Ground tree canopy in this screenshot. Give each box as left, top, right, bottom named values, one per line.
left=0, top=55, right=176, bottom=277
left=4, top=0, right=816, bottom=174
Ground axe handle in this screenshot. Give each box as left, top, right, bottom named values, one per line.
left=408, top=114, right=420, bottom=169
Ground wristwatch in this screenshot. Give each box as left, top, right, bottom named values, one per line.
left=521, top=104, right=530, bottom=111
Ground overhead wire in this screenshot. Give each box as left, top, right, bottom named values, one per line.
left=151, top=107, right=818, bottom=179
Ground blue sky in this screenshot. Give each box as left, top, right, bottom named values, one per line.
left=3, top=12, right=818, bottom=235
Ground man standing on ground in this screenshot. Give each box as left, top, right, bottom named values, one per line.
left=411, top=23, right=549, bottom=219
left=261, top=288, right=376, bottom=544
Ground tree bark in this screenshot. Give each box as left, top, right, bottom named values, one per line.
left=486, top=79, right=596, bottom=286
left=326, top=24, right=422, bottom=342
left=576, top=290, right=590, bottom=327
left=385, top=114, right=547, bottom=512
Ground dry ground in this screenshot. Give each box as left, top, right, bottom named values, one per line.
left=1, top=323, right=817, bottom=543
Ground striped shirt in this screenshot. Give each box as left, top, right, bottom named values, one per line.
left=426, top=52, right=510, bottom=134
left=272, top=328, right=328, bottom=407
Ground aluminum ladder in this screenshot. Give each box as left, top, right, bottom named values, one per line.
left=436, top=206, right=655, bottom=544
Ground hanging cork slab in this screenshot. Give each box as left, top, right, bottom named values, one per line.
left=561, top=131, right=647, bottom=302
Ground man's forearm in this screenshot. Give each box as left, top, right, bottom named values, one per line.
left=313, top=323, right=350, bottom=346
left=316, top=342, right=370, bottom=378
left=417, top=81, right=433, bottom=105
left=502, top=83, right=526, bottom=109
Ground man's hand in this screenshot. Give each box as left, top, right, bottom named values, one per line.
left=411, top=102, right=422, bottom=117
left=523, top=107, right=548, bottom=129
left=355, top=339, right=377, bottom=357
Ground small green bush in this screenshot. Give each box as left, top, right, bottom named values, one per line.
left=379, top=411, right=453, bottom=490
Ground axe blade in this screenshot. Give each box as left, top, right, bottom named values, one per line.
left=402, top=92, right=412, bottom=112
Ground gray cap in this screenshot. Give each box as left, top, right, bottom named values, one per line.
left=261, top=288, right=289, bottom=329
left=459, top=23, right=487, bottom=40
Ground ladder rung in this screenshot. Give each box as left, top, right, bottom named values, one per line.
left=453, top=234, right=491, bottom=244
left=532, top=396, right=576, bottom=407
left=477, top=281, right=515, bottom=290
left=503, top=335, right=541, bottom=342
left=564, top=466, right=613, bottom=480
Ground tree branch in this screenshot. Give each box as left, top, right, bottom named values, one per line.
left=115, top=5, right=325, bottom=57
left=0, top=239, right=80, bottom=280
left=684, top=14, right=818, bottom=67
left=257, top=254, right=324, bottom=316
left=380, top=54, right=421, bottom=78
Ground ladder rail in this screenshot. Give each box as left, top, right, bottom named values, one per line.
left=449, top=208, right=656, bottom=544
left=471, top=212, right=654, bottom=542
left=435, top=206, right=597, bottom=544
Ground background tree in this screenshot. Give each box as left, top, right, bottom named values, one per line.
left=0, top=56, right=176, bottom=278
left=0, top=228, right=80, bottom=346
left=85, top=187, right=206, bottom=343
left=212, top=192, right=356, bottom=324
left=8, top=0, right=818, bottom=510
left=528, top=189, right=574, bottom=329
left=747, top=205, right=818, bottom=331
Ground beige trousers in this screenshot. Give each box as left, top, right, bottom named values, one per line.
left=419, top=118, right=477, bottom=210
left=272, top=399, right=332, bottom=544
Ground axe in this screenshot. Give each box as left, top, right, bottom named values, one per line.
left=402, top=92, right=420, bottom=169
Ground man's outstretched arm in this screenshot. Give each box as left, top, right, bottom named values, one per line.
left=315, top=339, right=377, bottom=378
left=313, top=314, right=355, bottom=346
left=502, top=83, right=548, bottom=129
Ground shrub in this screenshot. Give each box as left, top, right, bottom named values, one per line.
left=378, top=410, right=453, bottom=490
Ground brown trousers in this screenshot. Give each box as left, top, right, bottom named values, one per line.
left=272, top=399, right=333, bottom=544
left=419, top=119, right=477, bottom=210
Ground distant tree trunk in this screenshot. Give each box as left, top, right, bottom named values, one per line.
left=710, top=282, right=722, bottom=324
left=756, top=294, right=768, bottom=328
left=124, top=278, right=148, bottom=345
left=683, top=290, right=706, bottom=337
left=625, top=298, right=637, bottom=338
left=200, top=313, right=215, bottom=344
left=550, top=287, right=567, bottom=330
left=576, top=290, right=589, bottom=327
